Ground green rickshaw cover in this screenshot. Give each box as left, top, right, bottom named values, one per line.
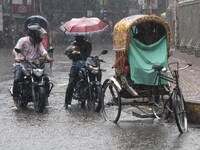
left=128, top=36, right=168, bottom=85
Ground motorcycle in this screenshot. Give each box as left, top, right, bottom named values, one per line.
left=11, top=48, right=54, bottom=112
left=73, top=50, right=108, bottom=112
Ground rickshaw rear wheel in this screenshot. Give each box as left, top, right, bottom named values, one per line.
left=162, top=94, right=173, bottom=120
left=173, top=90, right=188, bottom=133
left=151, top=94, right=164, bottom=119
left=152, top=94, right=173, bottom=120
left=102, top=81, right=121, bottom=123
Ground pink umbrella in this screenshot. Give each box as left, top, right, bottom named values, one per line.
left=60, top=17, right=108, bottom=35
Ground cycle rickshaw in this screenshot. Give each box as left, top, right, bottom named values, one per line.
left=101, top=15, right=190, bottom=133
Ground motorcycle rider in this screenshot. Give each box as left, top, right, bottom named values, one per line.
left=64, top=35, right=92, bottom=109
left=12, top=24, right=54, bottom=110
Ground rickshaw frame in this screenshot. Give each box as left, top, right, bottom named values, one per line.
left=101, top=14, right=188, bottom=134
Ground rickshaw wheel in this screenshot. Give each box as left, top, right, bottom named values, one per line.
left=102, top=81, right=121, bottom=123
left=162, top=94, right=173, bottom=120
left=152, top=85, right=172, bottom=120
left=173, top=90, right=188, bottom=133
left=151, top=94, right=164, bottom=119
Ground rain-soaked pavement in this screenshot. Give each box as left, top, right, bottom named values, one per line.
left=1, top=43, right=200, bottom=150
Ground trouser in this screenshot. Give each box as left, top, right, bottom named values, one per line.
left=65, top=66, right=78, bottom=105
left=13, top=65, right=24, bottom=101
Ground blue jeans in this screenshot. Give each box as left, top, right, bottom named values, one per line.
left=13, top=65, right=24, bottom=101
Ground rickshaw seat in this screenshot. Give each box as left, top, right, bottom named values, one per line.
left=152, top=65, right=164, bottom=72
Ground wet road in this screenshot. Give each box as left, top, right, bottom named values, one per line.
left=1, top=45, right=200, bottom=150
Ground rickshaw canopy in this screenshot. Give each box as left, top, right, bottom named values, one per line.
left=113, top=15, right=172, bottom=75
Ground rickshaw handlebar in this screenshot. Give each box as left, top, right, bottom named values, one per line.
left=178, top=63, right=192, bottom=71
left=168, top=62, right=192, bottom=72
left=153, top=63, right=192, bottom=73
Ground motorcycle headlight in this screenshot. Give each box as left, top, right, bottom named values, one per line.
left=87, top=65, right=92, bottom=69
left=88, top=65, right=99, bottom=74
left=33, top=69, right=44, bottom=77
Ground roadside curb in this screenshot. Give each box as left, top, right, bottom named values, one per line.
left=186, top=102, right=200, bottom=124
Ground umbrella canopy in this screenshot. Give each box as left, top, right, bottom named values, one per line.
left=60, top=17, right=108, bottom=35
left=25, top=15, right=49, bottom=31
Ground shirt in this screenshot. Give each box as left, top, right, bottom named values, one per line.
left=14, top=36, right=47, bottom=62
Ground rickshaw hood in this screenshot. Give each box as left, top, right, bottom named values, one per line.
left=113, top=14, right=172, bottom=74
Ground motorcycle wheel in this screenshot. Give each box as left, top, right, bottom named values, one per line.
left=87, top=85, right=102, bottom=112
left=34, top=87, right=46, bottom=113
left=18, top=85, right=28, bottom=110
left=18, top=99, right=28, bottom=110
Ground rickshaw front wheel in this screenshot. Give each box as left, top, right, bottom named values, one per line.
left=101, top=81, right=121, bottom=123
left=173, top=90, right=188, bottom=133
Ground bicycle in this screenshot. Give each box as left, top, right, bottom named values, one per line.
left=152, top=62, right=191, bottom=133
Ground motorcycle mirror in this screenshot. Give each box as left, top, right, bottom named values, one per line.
left=15, top=48, right=21, bottom=53
left=101, top=50, right=108, bottom=55
left=48, top=46, right=54, bottom=53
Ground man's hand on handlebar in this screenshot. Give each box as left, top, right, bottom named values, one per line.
left=45, top=53, right=54, bottom=62
left=14, top=57, right=25, bottom=63
left=48, top=57, right=54, bottom=62
left=72, top=50, right=80, bottom=54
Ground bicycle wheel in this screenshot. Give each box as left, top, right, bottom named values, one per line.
left=101, top=82, right=121, bottom=123
left=172, top=90, right=188, bottom=133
